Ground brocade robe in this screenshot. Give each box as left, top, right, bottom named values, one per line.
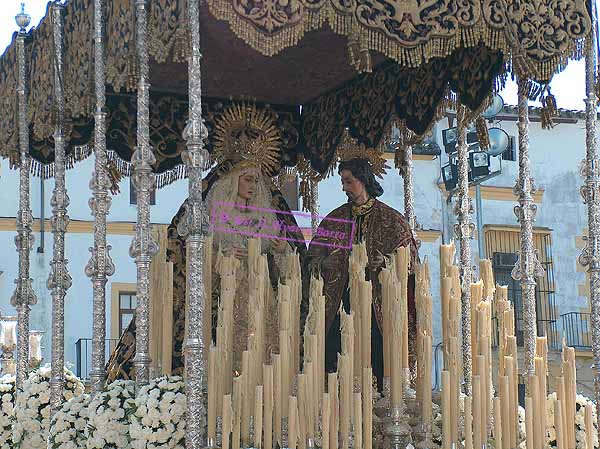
left=304, top=198, right=418, bottom=387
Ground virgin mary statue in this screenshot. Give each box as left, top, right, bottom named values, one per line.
left=106, top=103, right=307, bottom=380
left=203, top=103, right=307, bottom=371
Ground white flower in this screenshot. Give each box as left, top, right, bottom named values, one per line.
left=130, top=376, right=195, bottom=449
left=13, top=366, right=84, bottom=448
left=87, top=379, right=136, bottom=449
left=49, top=393, right=90, bottom=449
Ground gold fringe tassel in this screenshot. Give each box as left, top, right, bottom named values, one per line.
left=540, top=92, right=558, bottom=130
left=475, top=116, right=490, bottom=150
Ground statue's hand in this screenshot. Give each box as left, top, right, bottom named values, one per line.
left=227, top=247, right=247, bottom=260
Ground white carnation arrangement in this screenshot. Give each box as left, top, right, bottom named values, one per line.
left=12, top=365, right=84, bottom=449
left=0, top=375, right=15, bottom=449
left=544, top=392, right=599, bottom=449
left=86, top=380, right=136, bottom=449
left=48, top=393, right=91, bottom=449
left=432, top=392, right=526, bottom=448
left=130, top=375, right=189, bottom=449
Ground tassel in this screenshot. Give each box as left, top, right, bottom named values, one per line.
left=107, top=160, right=124, bottom=195
left=9, top=152, right=19, bottom=169
left=394, top=145, right=405, bottom=173
left=541, top=92, right=558, bottom=130
left=299, top=179, right=311, bottom=213
left=347, top=33, right=371, bottom=74
left=126, top=48, right=138, bottom=92
left=475, top=116, right=490, bottom=150
left=173, top=22, right=189, bottom=63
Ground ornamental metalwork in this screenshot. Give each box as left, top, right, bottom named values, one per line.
left=512, top=79, right=545, bottom=390
left=130, top=0, right=159, bottom=387
left=578, top=1, right=600, bottom=429
left=85, top=0, right=116, bottom=395
left=48, top=1, right=73, bottom=415
left=453, top=105, right=474, bottom=396
left=178, top=0, right=210, bottom=446
left=11, top=5, right=37, bottom=389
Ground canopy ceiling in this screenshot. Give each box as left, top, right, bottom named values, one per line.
left=0, top=0, right=590, bottom=181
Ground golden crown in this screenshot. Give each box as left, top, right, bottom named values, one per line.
left=212, top=102, right=282, bottom=175
left=336, top=129, right=389, bottom=178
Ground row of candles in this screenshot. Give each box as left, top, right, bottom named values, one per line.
left=200, top=233, right=588, bottom=449
left=202, top=238, right=422, bottom=449
left=0, top=317, right=43, bottom=373
left=439, top=242, right=585, bottom=449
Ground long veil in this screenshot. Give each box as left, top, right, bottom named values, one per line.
left=105, top=164, right=307, bottom=380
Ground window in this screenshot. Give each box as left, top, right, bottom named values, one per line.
left=280, top=175, right=299, bottom=211
left=485, top=225, right=558, bottom=348
left=118, top=292, right=137, bottom=337
left=130, top=178, right=156, bottom=205
left=110, top=283, right=137, bottom=340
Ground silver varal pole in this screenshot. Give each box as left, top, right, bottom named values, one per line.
left=178, top=0, right=210, bottom=447
left=402, top=144, right=420, bottom=246
left=453, top=104, right=474, bottom=395
left=579, top=3, right=600, bottom=428
left=131, top=0, right=158, bottom=387
left=48, top=2, right=72, bottom=415
left=85, top=0, right=115, bottom=395
left=512, top=78, right=544, bottom=391
left=11, top=5, right=37, bottom=389
left=311, top=179, right=319, bottom=235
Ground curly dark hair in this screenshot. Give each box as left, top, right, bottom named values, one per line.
left=338, top=158, right=384, bottom=198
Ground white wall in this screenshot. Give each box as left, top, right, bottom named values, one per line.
left=0, top=156, right=188, bottom=368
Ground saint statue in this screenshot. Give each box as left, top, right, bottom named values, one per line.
left=305, top=134, right=419, bottom=390
left=106, top=102, right=307, bottom=380
left=205, top=166, right=294, bottom=371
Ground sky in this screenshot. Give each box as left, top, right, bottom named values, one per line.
left=0, top=0, right=590, bottom=111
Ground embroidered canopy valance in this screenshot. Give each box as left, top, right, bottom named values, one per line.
left=0, top=0, right=590, bottom=181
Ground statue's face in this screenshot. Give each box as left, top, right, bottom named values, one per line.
left=340, top=169, right=367, bottom=203
left=237, top=170, right=259, bottom=201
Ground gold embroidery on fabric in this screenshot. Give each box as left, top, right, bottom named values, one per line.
left=351, top=198, right=376, bottom=217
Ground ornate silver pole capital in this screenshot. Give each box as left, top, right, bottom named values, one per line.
left=86, top=0, right=116, bottom=396
left=453, top=104, right=474, bottom=395
left=181, top=1, right=210, bottom=447
left=15, top=3, right=31, bottom=33
left=131, top=0, right=159, bottom=388
left=512, top=78, right=544, bottom=392
left=580, top=2, right=600, bottom=430
left=48, top=0, right=72, bottom=416
left=12, top=2, right=37, bottom=389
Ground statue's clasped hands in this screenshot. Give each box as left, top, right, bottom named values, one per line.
left=227, top=247, right=248, bottom=259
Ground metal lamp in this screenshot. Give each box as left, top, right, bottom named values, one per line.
left=482, top=94, right=505, bottom=119
left=469, top=151, right=491, bottom=177
left=488, top=127, right=510, bottom=156
left=442, top=162, right=458, bottom=191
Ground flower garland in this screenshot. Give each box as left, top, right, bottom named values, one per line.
left=130, top=375, right=190, bottom=449
left=0, top=375, right=15, bottom=449
left=12, top=366, right=84, bottom=449
left=49, top=393, right=91, bottom=449
left=86, top=380, right=136, bottom=449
